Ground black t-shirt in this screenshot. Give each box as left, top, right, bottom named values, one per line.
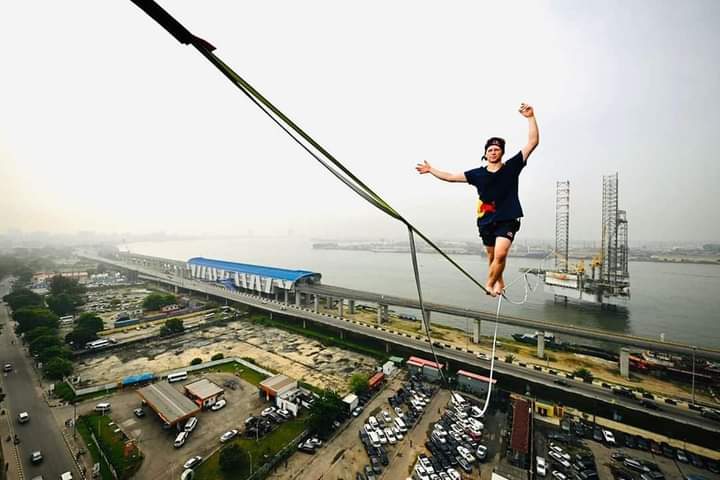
left=464, top=151, right=525, bottom=226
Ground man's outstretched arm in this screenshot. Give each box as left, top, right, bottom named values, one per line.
left=415, top=161, right=467, bottom=182
left=519, top=103, right=539, bottom=161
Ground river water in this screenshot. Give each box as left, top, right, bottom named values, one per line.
left=126, top=237, right=720, bottom=350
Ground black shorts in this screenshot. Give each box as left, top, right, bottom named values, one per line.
left=478, top=219, right=521, bottom=247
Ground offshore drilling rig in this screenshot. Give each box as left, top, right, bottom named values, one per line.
left=536, top=173, right=631, bottom=308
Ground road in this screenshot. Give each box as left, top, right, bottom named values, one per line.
left=0, top=280, right=78, bottom=480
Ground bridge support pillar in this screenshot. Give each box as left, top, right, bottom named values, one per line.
left=327, top=296, right=333, bottom=309
left=314, top=295, right=319, bottom=313
left=537, top=332, right=545, bottom=359
left=620, top=348, right=630, bottom=379
left=472, top=320, right=481, bottom=344
left=274, top=291, right=279, bottom=301
left=174, top=285, right=178, bottom=294
left=338, top=299, right=344, bottom=318
left=340, top=330, right=344, bottom=340
left=303, top=319, right=307, bottom=329
left=348, top=300, right=355, bottom=314
left=378, top=304, right=389, bottom=324
left=295, top=292, right=301, bottom=307
left=386, top=342, right=391, bottom=353
left=284, top=290, right=289, bottom=304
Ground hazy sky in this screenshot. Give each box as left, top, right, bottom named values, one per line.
left=1, top=1, right=719, bottom=243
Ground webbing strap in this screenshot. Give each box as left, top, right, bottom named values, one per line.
left=128, top=0, right=492, bottom=296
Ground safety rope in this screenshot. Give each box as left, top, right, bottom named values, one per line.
left=128, top=0, right=547, bottom=409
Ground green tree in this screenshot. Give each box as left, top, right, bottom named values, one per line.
left=29, top=334, right=62, bottom=356
left=43, top=357, right=73, bottom=380
left=219, top=443, right=246, bottom=472
left=76, top=313, right=104, bottom=334
left=190, top=358, right=202, bottom=366
left=49, top=275, right=86, bottom=296
left=211, top=353, right=224, bottom=361
left=13, top=307, right=59, bottom=334
left=307, top=390, right=344, bottom=436
left=142, top=293, right=177, bottom=311
left=2, top=288, right=44, bottom=311
left=37, top=345, right=72, bottom=363
left=573, top=368, right=594, bottom=382
left=350, top=373, right=369, bottom=395
left=159, top=318, right=184, bottom=336
left=46, top=292, right=81, bottom=317
left=65, top=328, right=98, bottom=349
left=25, top=326, right=58, bottom=345
left=504, top=354, right=515, bottom=363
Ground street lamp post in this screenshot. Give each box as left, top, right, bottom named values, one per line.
left=691, top=347, right=696, bottom=405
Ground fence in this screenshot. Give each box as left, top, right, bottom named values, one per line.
left=246, top=430, right=308, bottom=480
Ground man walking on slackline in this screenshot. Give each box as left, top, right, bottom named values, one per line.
left=416, top=103, right=539, bottom=297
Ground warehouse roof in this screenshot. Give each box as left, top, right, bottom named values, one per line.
left=137, top=383, right=200, bottom=425
left=407, top=356, right=444, bottom=369
left=185, top=379, right=224, bottom=400
left=259, top=374, right=296, bottom=393
left=457, top=370, right=497, bottom=384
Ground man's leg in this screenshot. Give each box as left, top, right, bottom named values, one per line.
left=488, top=237, right=512, bottom=295
left=484, top=246, right=496, bottom=295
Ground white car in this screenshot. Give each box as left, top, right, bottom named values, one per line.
left=414, top=464, right=430, bottom=480
left=536, top=456, right=547, bottom=477
left=210, top=399, right=227, bottom=411
left=183, top=455, right=202, bottom=469
left=184, top=417, right=198, bottom=432
left=418, top=455, right=434, bottom=473
left=602, top=429, right=616, bottom=445
left=468, top=418, right=484, bottom=431
left=364, top=424, right=375, bottom=435
left=384, top=427, right=396, bottom=444
left=392, top=426, right=404, bottom=440
left=451, top=424, right=464, bottom=435
left=446, top=468, right=462, bottom=480
left=352, top=407, right=363, bottom=417
left=394, top=406, right=404, bottom=417
left=368, top=416, right=379, bottom=428
left=457, top=445, right=476, bottom=464
left=261, top=407, right=276, bottom=417
left=552, top=471, right=567, bottom=480
left=220, top=429, right=239, bottom=443
left=382, top=410, right=392, bottom=423
left=476, top=444, right=488, bottom=461
left=376, top=428, right=388, bottom=444
left=548, top=451, right=571, bottom=469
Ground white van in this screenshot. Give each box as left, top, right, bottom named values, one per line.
left=368, top=416, right=379, bottom=428
left=174, top=431, right=189, bottom=448
left=184, top=417, right=198, bottom=433
left=368, top=430, right=381, bottom=448
left=95, top=402, right=111, bottom=413
left=394, top=417, right=408, bottom=433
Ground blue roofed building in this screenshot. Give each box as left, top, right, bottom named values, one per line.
left=187, top=257, right=321, bottom=296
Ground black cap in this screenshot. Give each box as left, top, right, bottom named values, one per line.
left=484, top=137, right=505, bottom=153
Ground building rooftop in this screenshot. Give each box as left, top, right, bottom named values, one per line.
left=407, top=355, right=444, bottom=369
left=137, top=383, right=200, bottom=425
left=457, top=369, right=498, bottom=384
left=185, top=379, right=224, bottom=400
left=259, top=374, right=297, bottom=393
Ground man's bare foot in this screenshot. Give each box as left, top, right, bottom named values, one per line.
left=494, top=281, right=505, bottom=296
left=485, top=281, right=497, bottom=297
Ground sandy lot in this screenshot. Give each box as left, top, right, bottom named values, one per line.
left=74, top=320, right=378, bottom=393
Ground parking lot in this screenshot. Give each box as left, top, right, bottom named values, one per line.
left=535, top=417, right=720, bottom=480
left=73, top=371, right=264, bottom=480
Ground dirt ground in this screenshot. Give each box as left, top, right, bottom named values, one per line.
left=74, top=320, right=377, bottom=393
left=324, top=306, right=715, bottom=404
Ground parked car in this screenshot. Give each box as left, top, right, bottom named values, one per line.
left=174, top=431, right=189, bottom=448
left=94, top=402, right=111, bottom=413
left=184, top=417, right=198, bottom=432
left=676, top=449, right=689, bottom=463
left=133, top=408, right=145, bottom=418
left=18, top=412, right=30, bottom=424
left=183, top=456, right=202, bottom=469
left=220, top=429, right=239, bottom=443
left=536, top=456, right=547, bottom=477
left=210, top=399, right=227, bottom=411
